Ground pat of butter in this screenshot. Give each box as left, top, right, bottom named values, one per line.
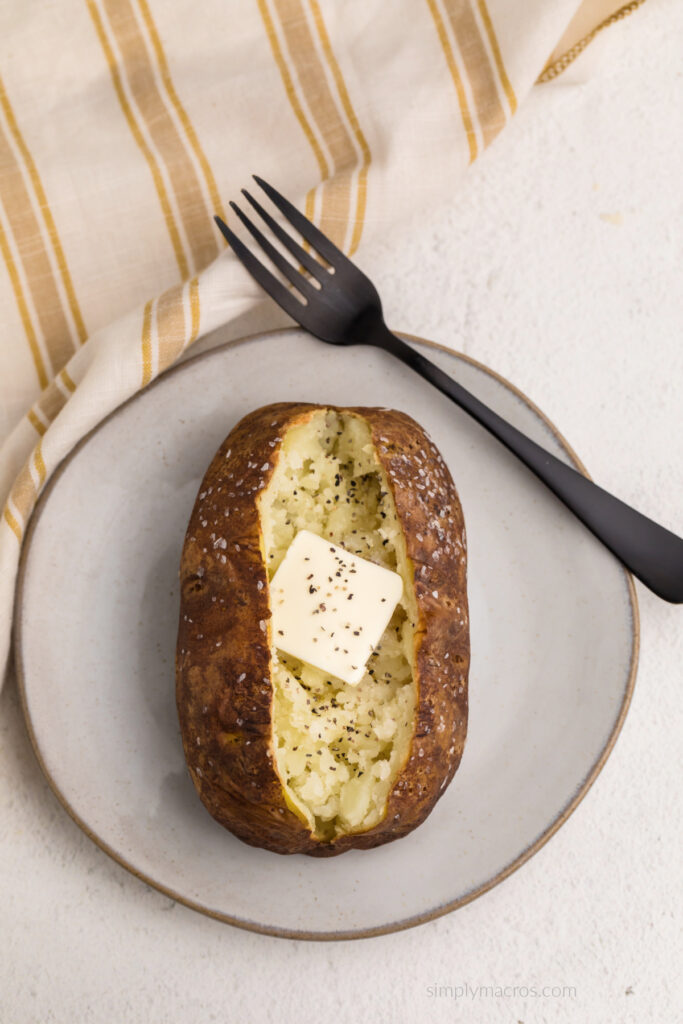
left=269, top=530, right=403, bottom=685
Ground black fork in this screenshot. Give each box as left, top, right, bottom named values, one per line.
left=215, top=177, right=683, bottom=603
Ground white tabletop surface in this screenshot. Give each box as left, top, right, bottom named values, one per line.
left=1, top=4, right=681, bottom=1021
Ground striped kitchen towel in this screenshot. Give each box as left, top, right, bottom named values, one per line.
left=0, top=0, right=645, bottom=682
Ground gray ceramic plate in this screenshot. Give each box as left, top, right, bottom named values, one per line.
left=15, top=329, right=638, bottom=940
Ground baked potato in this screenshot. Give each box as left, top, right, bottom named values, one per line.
left=176, top=403, right=469, bottom=856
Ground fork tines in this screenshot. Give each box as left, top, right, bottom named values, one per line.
left=214, top=177, right=344, bottom=313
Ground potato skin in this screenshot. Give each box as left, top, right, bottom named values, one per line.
left=176, top=403, right=469, bottom=856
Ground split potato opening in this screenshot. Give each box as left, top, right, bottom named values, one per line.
left=259, top=410, right=419, bottom=840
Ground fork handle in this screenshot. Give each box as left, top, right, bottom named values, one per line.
left=376, top=328, right=683, bottom=603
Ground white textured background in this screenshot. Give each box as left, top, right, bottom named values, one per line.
left=1, top=2, right=682, bottom=1021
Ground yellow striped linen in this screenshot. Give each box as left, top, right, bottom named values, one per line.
left=0, top=0, right=630, bottom=681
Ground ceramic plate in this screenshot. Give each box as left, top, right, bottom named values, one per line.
left=15, top=329, right=638, bottom=940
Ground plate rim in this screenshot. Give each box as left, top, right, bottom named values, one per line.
left=13, top=328, right=640, bottom=942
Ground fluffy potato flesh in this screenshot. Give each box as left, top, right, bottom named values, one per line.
left=258, top=410, right=418, bottom=841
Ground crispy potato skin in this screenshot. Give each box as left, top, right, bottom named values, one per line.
left=176, top=403, right=469, bottom=856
